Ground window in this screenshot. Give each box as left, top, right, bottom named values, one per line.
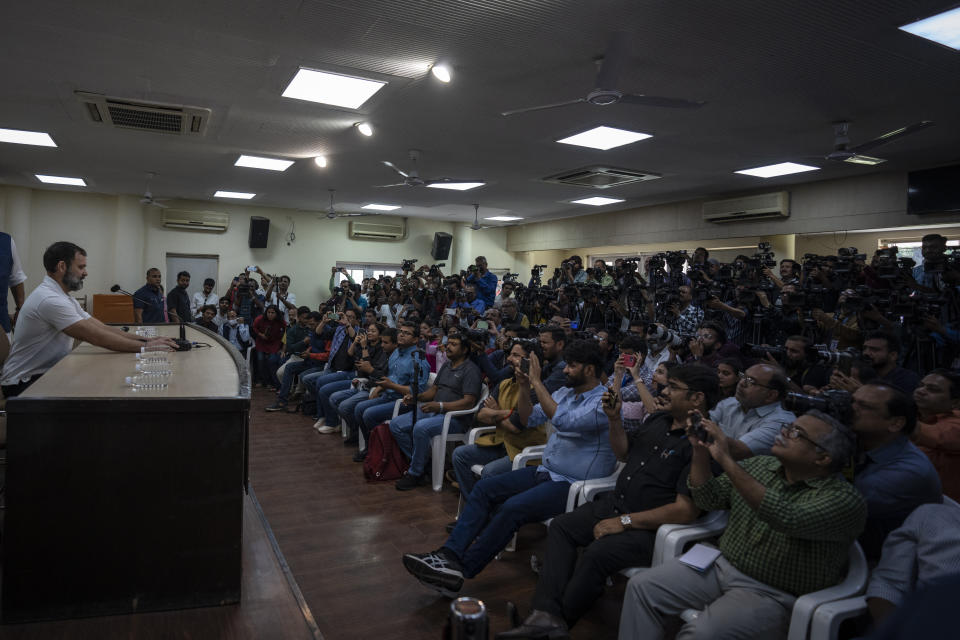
left=335, top=262, right=401, bottom=284
left=880, top=238, right=959, bottom=268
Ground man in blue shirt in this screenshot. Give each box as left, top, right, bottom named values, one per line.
left=465, top=255, right=498, bottom=309
left=133, top=268, right=167, bottom=323
left=353, top=321, right=430, bottom=461
left=401, top=339, right=616, bottom=596
left=851, top=382, right=942, bottom=561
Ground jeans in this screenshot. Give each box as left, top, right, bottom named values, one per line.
left=276, top=360, right=324, bottom=403
left=357, top=397, right=398, bottom=443
left=332, top=389, right=370, bottom=433
left=443, top=466, right=571, bottom=578
left=255, top=351, right=282, bottom=387
left=451, top=444, right=512, bottom=496
left=313, top=371, right=355, bottom=420
left=388, top=407, right=472, bottom=477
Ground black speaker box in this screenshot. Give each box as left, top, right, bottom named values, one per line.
left=431, top=232, right=453, bottom=260
left=249, top=216, right=269, bottom=248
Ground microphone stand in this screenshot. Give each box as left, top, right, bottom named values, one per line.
left=111, top=285, right=161, bottom=312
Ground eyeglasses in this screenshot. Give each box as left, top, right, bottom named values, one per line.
left=667, top=383, right=691, bottom=392
left=780, top=424, right=826, bottom=452
left=738, top=372, right=775, bottom=390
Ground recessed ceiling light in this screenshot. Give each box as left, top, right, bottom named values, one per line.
left=557, top=126, right=653, bottom=150
left=426, top=182, right=485, bottom=191
left=571, top=196, right=625, bottom=206
left=484, top=216, right=524, bottom=221
left=235, top=155, right=294, bottom=171
left=35, top=174, right=85, bottom=186
left=1, top=127, right=57, bottom=147
left=314, top=155, right=328, bottom=168
left=355, top=122, right=373, bottom=137
left=214, top=190, right=256, bottom=199
left=431, top=64, right=452, bottom=83
left=844, top=155, right=887, bottom=166
left=281, top=68, right=386, bottom=109
left=899, top=7, right=960, bottom=50
left=362, top=204, right=401, bottom=211
left=735, top=162, right=820, bottom=178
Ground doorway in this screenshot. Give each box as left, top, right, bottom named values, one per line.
left=165, top=254, right=220, bottom=302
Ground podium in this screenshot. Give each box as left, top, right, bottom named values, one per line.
left=1, top=324, right=250, bottom=623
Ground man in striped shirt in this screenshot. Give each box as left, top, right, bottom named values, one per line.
left=619, top=409, right=865, bottom=640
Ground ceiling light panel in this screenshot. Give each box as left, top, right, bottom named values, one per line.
left=844, top=155, right=886, bottom=166
left=899, top=7, right=960, bottom=50
left=35, top=174, right=85, bottom=186
left=557, top=126, right=652, bottom=150
left=426, top=182, right=485, bottom=191
left=363, top=204, right=401, bottom=211
left=0, top=127, right=57, bottom=147
left=235, top=155, right=294, bottom=171
left=735, top=162, right=819, bottom=178
left=282, top=68, right=386, bottom=109
left=214, top=190, right=256, bottom=199
left=572, top=196, right=625, bottom=206
left=484, top=216, right=524, bottom=221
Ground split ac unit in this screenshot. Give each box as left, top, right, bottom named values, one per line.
left=162, top=209, right=229, bottom=232
left=702, top=191, right=790, bottom=223
left=349, top=218, right=407, bottom=241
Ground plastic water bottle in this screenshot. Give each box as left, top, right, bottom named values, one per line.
left=125, top=374, right=169, bottom=390
left=140, top=344, right=169, bottom=354
left=135, top=353, right=169, bottom=363
left=135, top=362, right=172, bottom=375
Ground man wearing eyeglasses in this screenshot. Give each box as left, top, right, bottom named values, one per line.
left=708, top=363, right=796, bottom=460
left=619, top=410, right=865, bottom=640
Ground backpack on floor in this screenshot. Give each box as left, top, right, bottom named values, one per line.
left=363, top=422, right=409, bottom=482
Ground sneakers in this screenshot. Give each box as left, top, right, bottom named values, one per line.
left=402, top=549, right=464, bottom=597
left=352, top=449, right=367, bottom=463
left=395, top=473, right=425, bottom=491
left=317, top=424, right=339, bottom=434
left=265, top=401, right=287, bottom=412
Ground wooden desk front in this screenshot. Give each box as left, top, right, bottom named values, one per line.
left=1, top=324, right=250, bottom=623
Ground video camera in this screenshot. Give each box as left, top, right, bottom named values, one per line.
left=401, top=258, right=418, bottom=271
left=783, top=389, right=853, bottom=424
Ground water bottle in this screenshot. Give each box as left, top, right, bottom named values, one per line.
left=135, top=362, right=172, bottom=375
left=135, top=353, right=169, bottom=363
left=140, top=344, right=169, bottom=354
left=125, top=375, right=168, bottom=390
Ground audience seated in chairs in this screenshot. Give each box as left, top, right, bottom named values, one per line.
left=450, top=338, right=554, bottom=497
left=850, top=382, right=942, bottom=561
left=266, top=311, right=329, bottom=412
left=618, top=409, right=864, bottom=640
left=328, top=323, right=389, bottom=442
left=401, top=339, right=617, bottom=597
left=309, top=308, right=361, bottom=431
left=499, top=364, right=719, bottom=639
left=391, top=332, right=482, bottom=491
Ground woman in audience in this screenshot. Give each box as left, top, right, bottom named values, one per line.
left=716, top=357, right=743, bottom=400
left=251, top=304, right=286, bottom=389
left=328, top=322, right=388, bottom=440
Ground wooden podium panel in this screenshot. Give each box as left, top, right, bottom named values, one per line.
left=92, top=294, right=135, bottom=323
left=1, top=325, right=250, bottom=623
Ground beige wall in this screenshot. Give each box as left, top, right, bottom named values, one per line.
left=796, top=225, right=960, bottom=257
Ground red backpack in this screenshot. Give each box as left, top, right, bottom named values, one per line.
left=363, top=422, right=409, bottom=482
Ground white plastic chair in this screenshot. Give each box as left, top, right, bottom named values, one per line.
left=429, top=383, right=489, bottom=491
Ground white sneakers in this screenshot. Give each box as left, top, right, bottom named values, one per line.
left=314, top=417, right=340, bottom=434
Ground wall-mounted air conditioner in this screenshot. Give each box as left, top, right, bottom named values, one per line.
left=162, top=209, right=229, bottom=232
left=703, top=191, right=790, bottom=223
left=348, top=218, right=407, bottom=241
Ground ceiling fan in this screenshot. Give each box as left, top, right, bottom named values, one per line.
left=817, top=120, right=935, bottom=165
left=139, top=172, right=170, bottom=208
left=468, top=204, right=493, bottom=231
left=319, top=189, right=374, bottom=220
left=377, top=149, right=483, bottom=188
left=501, top=32, right=705, bottom=117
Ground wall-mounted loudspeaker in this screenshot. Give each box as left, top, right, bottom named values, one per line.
left=431, top=232, right=452, bottom=260
left=249, top=216, right=269, bottom=248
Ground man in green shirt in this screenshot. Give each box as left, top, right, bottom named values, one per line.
left=618, top=409, right=865, bottom=640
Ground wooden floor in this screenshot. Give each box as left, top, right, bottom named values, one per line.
left=0, top=490, right=316, bottom=640
left=247, top=388, right=625, bottom=640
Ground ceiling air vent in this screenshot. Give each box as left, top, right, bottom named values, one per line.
left=542, top=166, right=662, bottom=189
left=76, top=91, right=211, bottom=135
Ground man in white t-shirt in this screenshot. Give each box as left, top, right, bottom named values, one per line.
left=264, top=273, right=297, bottom=323
left=0, top=242, right=176, bottom=398
left=191, top=278, right=219, bottom=319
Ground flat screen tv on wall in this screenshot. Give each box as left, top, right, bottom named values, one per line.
left=908, top=164, right=960, bottom=215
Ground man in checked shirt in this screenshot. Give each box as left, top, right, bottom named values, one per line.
left=619, top=409, right=865, bottom=640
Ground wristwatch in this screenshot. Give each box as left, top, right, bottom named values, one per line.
left=619, top=514, right=632, bottom=529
